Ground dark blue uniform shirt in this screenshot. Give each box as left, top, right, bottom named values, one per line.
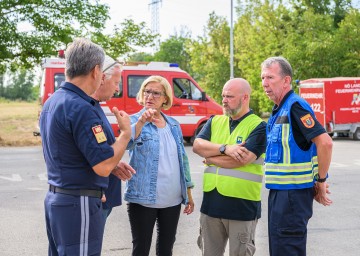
left=93, top=102, right=122, bottom=209
left=40, top=82, right=115, bottom=189
left=197, top=110, right=267, bottom=221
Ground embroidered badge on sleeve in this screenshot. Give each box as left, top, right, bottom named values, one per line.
left=92, top=125, right=107, bottom=143
left=300, top=114, right=315, bottom=128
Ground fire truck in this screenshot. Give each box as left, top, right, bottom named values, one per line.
left=35, top=58, right=223, bottom=143
left=299, top=77, right=360, bottom=140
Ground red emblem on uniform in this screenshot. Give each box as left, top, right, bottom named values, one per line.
left=92, top=125, right=107, bottom=143
left=300, top=114, right=315, bottom=128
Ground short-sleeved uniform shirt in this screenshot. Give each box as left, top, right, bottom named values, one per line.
left=274, top=91, right=326, bottom=149
left=197, top=110, right=267, bottom=221
left=40, top=82, right=115, bottom=189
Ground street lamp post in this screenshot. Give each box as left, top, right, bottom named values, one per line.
left=230, top=0, right=234, bottom=79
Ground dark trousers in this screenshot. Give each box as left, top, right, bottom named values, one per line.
left=45, top=191, right=105, bottom=256
left=127, top=203, right=181, bottom=256
left=268, top=188, right=314, bottom=256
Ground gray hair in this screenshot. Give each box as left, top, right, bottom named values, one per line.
left=65, top=38, right=105, bottom=79
left=261, top=56, right=293, bottom=79
left=103, top=55, right=123, bottom=80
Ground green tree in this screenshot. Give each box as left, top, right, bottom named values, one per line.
left=332, top=8, right=360, bottom=76
left=234, top=0, right=293, bottom=113
left=0, top=0, right=109, bottom=72
left=127, top=52, right=154, bottom=63
left=0, top=74, right=5, bottom=99
left=91, top=19, right=157, bottom=59
left=188, top=12, right=232, bottom=104
left=154, top=34, right=192, bottom=71
left=284, top=9, right=336, bottom=79
left=4, top=69, right=36, bottom=101
left=290, top=0, right=352, bottom=27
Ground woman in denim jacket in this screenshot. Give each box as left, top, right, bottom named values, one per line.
left=124, top=75, right=195, bottom=256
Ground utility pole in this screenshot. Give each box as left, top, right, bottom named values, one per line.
left=230, top=0, right=234, bottom=79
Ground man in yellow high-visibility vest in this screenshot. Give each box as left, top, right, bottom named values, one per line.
left=193, top=78, right=267, bottom=256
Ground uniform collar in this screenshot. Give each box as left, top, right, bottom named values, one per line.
left=60, top=82, right=96, bottom=106
left=272, top=90, right=294, bottom=114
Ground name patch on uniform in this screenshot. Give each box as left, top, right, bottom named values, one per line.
left=92, top=125, right=107, bottom=143
left=300, top=114, right=315, bottom=128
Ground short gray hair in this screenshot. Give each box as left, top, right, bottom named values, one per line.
left=65, top=38, right=105, bottom=79
left=261, top=56, right=293, bottom=79
left=103, top=55, right=123, bottom=80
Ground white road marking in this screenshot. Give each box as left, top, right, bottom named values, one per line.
left=0, top=174, right=22, bottom=182
left=38, top=172, right=48, bottom=181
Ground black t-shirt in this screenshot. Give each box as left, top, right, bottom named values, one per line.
left=197, top=110, right=267, bottom=221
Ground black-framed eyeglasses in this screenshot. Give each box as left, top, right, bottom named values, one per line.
left=103, top=60, right=125, bottom=73
left=143, top=90, right=166, bottom=98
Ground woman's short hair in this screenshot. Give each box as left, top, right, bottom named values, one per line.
left=136, top=75, right=173, bottom=110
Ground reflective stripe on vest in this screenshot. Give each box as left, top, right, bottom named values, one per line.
left=265, top=93, right=318, bottom=189
left=205, top=166, right=263, bottom=183
left=204, top=114, right=265, bottom=201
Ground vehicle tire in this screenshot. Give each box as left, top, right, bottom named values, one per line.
left=190, top=123, right=205, bottom=145
left=353, top=128, right=360, bottom=141
left=184, top=137, right=191, bottom=144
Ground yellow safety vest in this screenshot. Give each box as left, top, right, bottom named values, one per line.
left=203, top=114, right=264, bottom=201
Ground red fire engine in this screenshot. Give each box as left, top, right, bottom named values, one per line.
left=35, top=58, right=223, bottom=143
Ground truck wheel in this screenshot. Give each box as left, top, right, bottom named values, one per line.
left=353, top=128, right=360, bottom=141
left=190, top=123, right=205, bottom=145
left=184, top=137, right=191, bottom=144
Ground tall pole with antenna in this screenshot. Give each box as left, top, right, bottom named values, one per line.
left=149, top=0, right=162, bottom=51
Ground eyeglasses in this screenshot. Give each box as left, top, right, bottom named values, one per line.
left=103, top=60, right=125, bottom=73
left=143, top=90, right=166, bottom=98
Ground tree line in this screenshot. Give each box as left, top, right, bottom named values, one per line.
left=1, top=0, right=359, bottom=115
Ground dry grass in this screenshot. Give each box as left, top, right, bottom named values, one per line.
left=0, top=101, right=42, bottom=146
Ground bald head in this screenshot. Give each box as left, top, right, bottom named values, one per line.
left=222, top=78, right=252, bottom=119
left=223, top=78, right=251, bottom=95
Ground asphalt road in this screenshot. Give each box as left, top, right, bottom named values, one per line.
left=0, top=138, right=359, bottom=255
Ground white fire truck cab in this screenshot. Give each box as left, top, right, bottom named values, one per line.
left=35, top=58, right=223, bottom=143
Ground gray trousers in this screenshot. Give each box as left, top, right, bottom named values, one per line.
left=197, top=213, right=258, bottom=256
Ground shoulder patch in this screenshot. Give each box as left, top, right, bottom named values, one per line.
left=300, top=114, right=315, bottom=128
left=92, top=125, right=107, bottom=143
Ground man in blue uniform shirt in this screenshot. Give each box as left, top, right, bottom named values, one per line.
left=91, top=55, right=135, bottom=220
left=40, top=38, right=132, bottom=256
left=260, top=56, right=333, bottom=256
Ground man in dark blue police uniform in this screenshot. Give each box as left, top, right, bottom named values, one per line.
left=91, top=55, right=135, bottom=221
left=260, top=56, right=333, bottom=256
left=40, top=38, right=132, bottom=256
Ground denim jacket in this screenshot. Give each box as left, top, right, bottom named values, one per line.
left=124, top=108, right=194, bottom=205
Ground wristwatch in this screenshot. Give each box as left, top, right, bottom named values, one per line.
left=315, top=173, right=327, bottom=183
left=219, top=144, right=227, bottom=155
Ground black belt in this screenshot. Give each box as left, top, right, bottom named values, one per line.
left=49, top=185, right=103, bottom=199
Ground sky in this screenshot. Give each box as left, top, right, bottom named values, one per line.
left=102, top=0, right=232, bottom=40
